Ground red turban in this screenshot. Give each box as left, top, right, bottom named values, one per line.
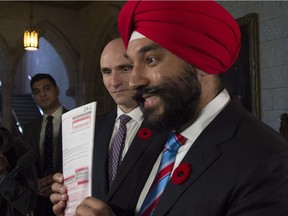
left=118, top=1, right=241, bottom=74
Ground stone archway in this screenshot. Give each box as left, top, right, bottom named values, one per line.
left=82, top=3, right=124, bottom=114
left=12, top=20, right=80, bottom=109
left=37, top=20, right=80, bottom=104
left=0, top=19, right=82, bottom=129
left=0, top=34, right=13, bottom=129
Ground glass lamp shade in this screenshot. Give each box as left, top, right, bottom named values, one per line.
left=23, top=30, right=39, bottom=51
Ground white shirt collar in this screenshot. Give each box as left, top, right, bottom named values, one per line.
left=43, top=105, right=63, bottom=120
left=181, top=89, right=230, bottom=143
left=116, top=106, right=143, bottom=122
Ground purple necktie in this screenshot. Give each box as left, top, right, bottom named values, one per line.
left=44, top=115, right=54, bottom=175
left=139, top=132, right=187, bottom=216
left=108, top=114, right=131, bottom=187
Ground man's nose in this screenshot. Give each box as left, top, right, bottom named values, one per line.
left=39, top=90, right=46, bottom=96
left=129, top=65, right=148, bottom=90
left=110, top=72, right=122, bottom=87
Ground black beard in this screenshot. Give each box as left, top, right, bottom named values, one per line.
left=134, top=64, right=201, bottom=132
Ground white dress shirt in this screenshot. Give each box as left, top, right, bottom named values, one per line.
left=109, top=106, right=143, bottom=160
left=40, top=106, right=63, bottom=163
left=135, top=89, right=231, bottom=213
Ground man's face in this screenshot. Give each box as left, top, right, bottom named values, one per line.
left=126, top=38, right=201, bottom=132
left=100, top=40, right=136, bottom=110
left=32, top=78, right=60, bottom=112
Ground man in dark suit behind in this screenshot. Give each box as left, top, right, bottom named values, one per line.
left=23, top=73, right=68, bottom=215
left=0, top=127, right=37, bottom=216
left=93, top=38, right=168, bottom=207
left=50, top=38, right=169, bottom=215
left=56, top=1, right=288, bottom=216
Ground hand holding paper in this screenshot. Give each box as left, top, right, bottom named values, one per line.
left=61, top=102, right=97, bottom=216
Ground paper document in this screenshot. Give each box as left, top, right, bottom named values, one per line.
left=62, top=101, right=97, bottom=216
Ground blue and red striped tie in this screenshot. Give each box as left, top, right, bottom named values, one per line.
left=139, top=132, right=187, bottom=216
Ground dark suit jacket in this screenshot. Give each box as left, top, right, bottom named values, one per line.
left=22, top=108, right=68, bottom=177
left=149, top=98, right=288, bottom=216
left=92, top=110, right=170, bottom=215
left=100, top=99, right=288, bottom=216
left=22, top=107, right=68, bottom=216
left=0, top=137, right=37, bottom=216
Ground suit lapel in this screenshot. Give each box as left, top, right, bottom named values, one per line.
left=107, top=121, right=169, bottom=201
left=92, top=111, right=117, bottom=199
left=55, top=108, right=69, bottom=172
left=34, top=118, right=42, bottom=154
left=154, top=99, right=242, bottom=215
left=32, top=118, right=43, bottom=176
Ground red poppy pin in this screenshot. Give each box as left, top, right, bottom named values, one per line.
left=172, top=163, right=191, bottom=185
left=138, top=128, right=152, bottom=140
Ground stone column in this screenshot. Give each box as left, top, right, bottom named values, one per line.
left=1, top=57, right=15, bottom=131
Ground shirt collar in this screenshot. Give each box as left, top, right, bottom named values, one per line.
left=117, top=106, right=143, bottom=122
left=43, top=106, right=63, bottom=120
left=181, top=89, right=230, bottom=143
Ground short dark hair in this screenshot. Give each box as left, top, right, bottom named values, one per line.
left=30, top=73, right=57, bottom=90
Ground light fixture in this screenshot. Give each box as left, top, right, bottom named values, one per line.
left=23, top=2, right=39, bottom=51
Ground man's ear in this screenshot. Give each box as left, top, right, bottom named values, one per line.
left=197, top=68, right=219, bottom=93
left=56, top=86, right=60, bottom=96
left=196, top=68, right=209, bottom=79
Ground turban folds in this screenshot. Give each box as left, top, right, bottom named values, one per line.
left=118, top=1, right=241, bottom=74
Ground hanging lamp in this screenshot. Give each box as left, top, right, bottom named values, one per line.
left=23, top=2, right=39, bottom=51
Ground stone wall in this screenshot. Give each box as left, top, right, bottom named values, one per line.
left=220, top=1, right=288, bottom=131
left=0, top=1, right=287, bottom=132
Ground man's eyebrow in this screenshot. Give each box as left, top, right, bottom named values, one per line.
left=124, top=43, right=163, bottom=59
left=100, top=67, right=110, bottom=72
left=32, top=84, right=50, bottom=92
left=100, top=63, right=132, bottom=72
left=32, top=84, right=51, bottom=90
left=117, top=63, right=133, bottom=69
left=138, top=43, right=162, bottom=53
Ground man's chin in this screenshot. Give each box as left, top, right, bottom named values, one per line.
left=39, top=104, right=48, bottom=109
left=143, top=110, right=170, bottom=132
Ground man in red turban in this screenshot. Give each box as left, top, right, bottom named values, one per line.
left=51, top=1, right=288, bottom=216
left=116, top=1, right=288, bottom=216
left=118, top=1, right=241, bottom=75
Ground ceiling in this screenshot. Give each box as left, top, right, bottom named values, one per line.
left=33, top=1, right=92, bottom=11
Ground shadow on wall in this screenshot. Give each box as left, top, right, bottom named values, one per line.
left=279, top=113, right=288, bottom=140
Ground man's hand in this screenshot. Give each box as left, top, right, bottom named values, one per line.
left=50, top=173, right=68, bottom=216
left=38, top=174, right=54, bottom=197
left=50, top=174, right=115, bottom=216
left=75, top=197, right=116, bottom=216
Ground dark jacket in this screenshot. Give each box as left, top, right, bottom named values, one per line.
left=22, top=107, right=68, bottom=216
left=92, top=110, right=170, bottom=215
left=22, top=108, right=69, bottom=177
left=0, top=136, right=37, bottom=216
left=149, top=98, right=288, bottom=216
left=96, top=99, right=288, bottom=215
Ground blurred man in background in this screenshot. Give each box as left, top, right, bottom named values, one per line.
left=23, top=73, right=68, bottom=215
